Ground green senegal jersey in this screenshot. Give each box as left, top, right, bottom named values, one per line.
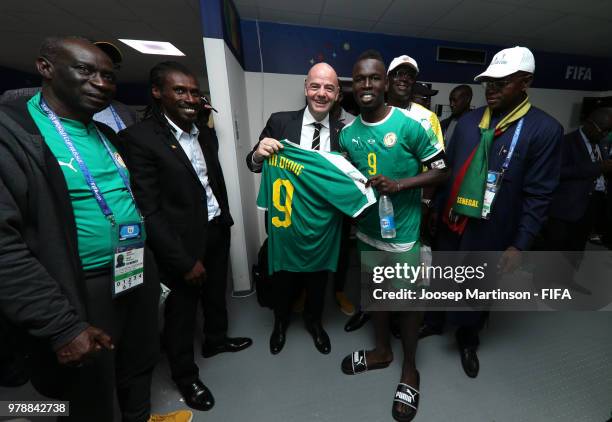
left=339, top=106, right=443, bottom=248
left=256, top=140, right=376, bottom=274
left=28, top=93, right=141, bottom=270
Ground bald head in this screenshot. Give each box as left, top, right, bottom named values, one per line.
left=306, top=62, right=339, bottom=86
left=304, top=62, right=339, bottom=121
left=449, top=84, right=472, bottom=117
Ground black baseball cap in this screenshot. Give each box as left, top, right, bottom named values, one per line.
left=412, top=82, right=438, bottom=97
left=94, top=41, right=123, bottom=66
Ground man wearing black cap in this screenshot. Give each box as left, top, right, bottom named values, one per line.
left=411, top=82, right=438, bottom=111
left=91, top=41, right=139, bottom=131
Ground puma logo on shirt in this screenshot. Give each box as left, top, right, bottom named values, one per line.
left=58, top=157, right=77, bottom=173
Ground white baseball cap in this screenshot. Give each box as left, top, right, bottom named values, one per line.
left=388, top=55, right=419, bottom=75
left=474, top=46, right=535, bottom=81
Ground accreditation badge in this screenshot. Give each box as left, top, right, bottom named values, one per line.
left=112, top=221, right=145, bottom=297
left=481, top=171, right=503, bottom=219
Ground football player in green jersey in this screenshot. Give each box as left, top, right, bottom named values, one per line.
left=339, top=50, right=448, bottom=422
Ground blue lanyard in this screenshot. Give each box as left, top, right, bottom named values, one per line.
left=501, top=118, right=524, bottom=172
left=40, top=98, right=139, bottom=225
left=108, top=104, right=126, bottom=131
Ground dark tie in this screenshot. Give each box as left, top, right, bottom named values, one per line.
left=312, top=122, right=322, bottom=150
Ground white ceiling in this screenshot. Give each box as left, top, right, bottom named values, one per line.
left=0, top=0, right=610, bottom=88
left=236, top=0, right=612, bottom=58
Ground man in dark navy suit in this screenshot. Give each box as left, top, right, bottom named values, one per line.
left=246, top=62, right=343, bottom=355
left=423, top=46, right=563, bottom=378
left=539, top=107, right=612, bottom=264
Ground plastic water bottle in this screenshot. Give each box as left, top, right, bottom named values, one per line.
left=379, top=195, right=396, bottom=239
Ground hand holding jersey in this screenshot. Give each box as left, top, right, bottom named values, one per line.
left=253, top=137, right=284, bottom=164
left=256, top=140, right=376, bottom=274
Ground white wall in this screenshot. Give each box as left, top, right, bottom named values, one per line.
left=203, top=38, right=258, bottom=293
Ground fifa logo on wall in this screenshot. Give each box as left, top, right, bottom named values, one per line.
left=565, top=65, right=592, bottom=81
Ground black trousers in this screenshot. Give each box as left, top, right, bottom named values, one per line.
left=538, top=191, right=606, bottom=269
left=333, top=217, right=352, bottom=293
left=272, top=270, right=328, bottom=324
left=424, top=311, right=488, bottom=349
left=163, top=222, right=230, bottom=386
left=425, top=224, right=492, bottom=350
left=58, top=252, right=160, bottom=422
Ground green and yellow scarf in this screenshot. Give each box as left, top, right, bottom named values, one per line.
left=443, top=97, right=531, bottom=231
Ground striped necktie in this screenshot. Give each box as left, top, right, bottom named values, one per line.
left=312, top=122, right=322, bottom=150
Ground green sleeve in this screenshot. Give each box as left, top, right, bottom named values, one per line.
left=256, top=160, right=269, bottom=210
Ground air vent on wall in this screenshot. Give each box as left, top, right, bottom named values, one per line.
left=437, top=46, right=487, bottom=65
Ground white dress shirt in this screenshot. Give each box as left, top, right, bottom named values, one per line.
left=579, top=128, right=606, bottom=192
left=300, top=107, right=331, bottom=152
left=165, top=115, right=221, bottom=220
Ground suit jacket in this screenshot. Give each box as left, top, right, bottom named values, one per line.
left=435, top=105, right=563, bottom=251
left=245, top=108, right=344, bottom=172
left=120, top=113, right=233, bottom=282
left=548, top=130, right=602, bottom=222
left=440, top=116, right=453, bottom=135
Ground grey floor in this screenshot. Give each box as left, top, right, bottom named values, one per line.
left=2, top=263, right=612, bottom=421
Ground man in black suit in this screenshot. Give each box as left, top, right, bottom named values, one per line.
left=539, top=107, right=612, bottom=266
left=440, top=85, right=472, bottom=146
left=121, top=61, right=251, bottom=412
left=246, top=62, right=342, bottom=355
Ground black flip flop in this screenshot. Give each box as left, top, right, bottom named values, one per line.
left=392, top=371, right=420, bottom=422
left=341, top=349, right=391, bottom=375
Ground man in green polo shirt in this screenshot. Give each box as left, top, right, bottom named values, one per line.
left=0, top=36, right=190, bottom=422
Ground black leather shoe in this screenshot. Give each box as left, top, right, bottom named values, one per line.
left=459, top=348, right=479, bottom=378
left=0, top=361, right=29, bottom=387
left=344, top=311, right=370, bottom=332
left=202, top=337, right=253, bottom=358
left=305, top=321, right=331, bottom=354
left=270, top=319, right=288, bottom=355
left=418, top=324, right=443, bottom=340
left=178, top=379, right=215, bottom=411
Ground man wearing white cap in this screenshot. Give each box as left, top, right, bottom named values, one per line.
left=427, top=46, right=563, bottom=377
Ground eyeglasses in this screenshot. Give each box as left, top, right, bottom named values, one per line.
left=391, top=69, right=416, bottom=81
left=481, top=79, right=512, bottom=91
